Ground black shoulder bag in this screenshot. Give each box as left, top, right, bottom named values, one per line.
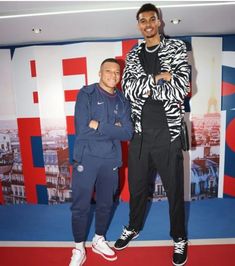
left=180, top=103, right=189, bottom=151
left=180, top=118, right=189, bottom=151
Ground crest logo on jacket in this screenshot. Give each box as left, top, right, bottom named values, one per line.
left=114, top=104, right=119, bottom=114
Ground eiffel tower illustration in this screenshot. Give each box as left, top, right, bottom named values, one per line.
left=207, top=57, right=219, bottom=113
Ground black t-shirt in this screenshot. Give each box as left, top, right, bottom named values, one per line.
left=139, top=44, right=168, bottom=129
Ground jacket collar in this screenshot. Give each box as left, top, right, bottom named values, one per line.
left=81, top=83, right=124, bottom=101
left=137, top=34, right=166, bottom=53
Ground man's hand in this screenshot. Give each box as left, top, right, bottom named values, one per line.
left=89, top=120, right=99, bottom=130
left=115, top=122, right=122, bottom=127
left=155, top=71, right=172, bottom=84
left=143, top=90, right=151, bottom=97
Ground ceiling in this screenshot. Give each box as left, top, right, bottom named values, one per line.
left=0, top=1, right=235, bottom=47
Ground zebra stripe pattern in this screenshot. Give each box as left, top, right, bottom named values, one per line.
left=122, top=36, right=190, bottom=141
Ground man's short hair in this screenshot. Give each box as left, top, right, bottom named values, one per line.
left=136, top=3, right=159, bottom=20
left=101, top=58, right=119, bottom=66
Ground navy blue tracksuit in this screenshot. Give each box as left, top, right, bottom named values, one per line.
left=71, top=83, right=133, bottom=242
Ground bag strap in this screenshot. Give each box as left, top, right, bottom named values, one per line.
left=180, top=103, right=185, bottom=121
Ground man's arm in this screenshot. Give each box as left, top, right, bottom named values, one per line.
left=74, top=91, right=109, bottom=140
left=97, top=98, right=133, bottom=141
left=122, top=51, right=155, bottom=102
left=151, top=42, right=190, bottom=103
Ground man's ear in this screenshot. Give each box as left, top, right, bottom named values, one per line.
left=157, top=19, right=161, bottom=28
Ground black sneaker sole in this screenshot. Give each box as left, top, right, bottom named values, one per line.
left=114, top=233, right=139, bottom=250
left=172, top=257, right=188, bottom=266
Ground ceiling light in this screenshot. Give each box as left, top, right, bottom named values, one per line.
left=32, top=28, right=42, bottom=34
left=171, top=19, right=181, bottom=25
left=0, top=2, right=235, bottom=19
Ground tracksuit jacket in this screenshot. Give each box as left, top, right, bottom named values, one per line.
left=73, top=83, right=133, bottom=166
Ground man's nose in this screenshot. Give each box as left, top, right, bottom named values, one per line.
left=145, top=20, right=152, bottom=27
left=111, top=72, right=117, bottom=77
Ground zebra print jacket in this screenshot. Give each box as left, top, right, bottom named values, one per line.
left=122, top=36, right=190, bottom=142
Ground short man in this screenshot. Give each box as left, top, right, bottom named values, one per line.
left=69, top=58, right=133, bottom=266
left=114, top=4, right=190, bottom=266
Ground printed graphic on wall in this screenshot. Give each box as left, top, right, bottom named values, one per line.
left=190, top=37, right=222, bottom=200
left=0, top=40, right=137, bottom=204
left=222, top=35, right=235, bottom=198
left=41, top=119, right=71, bottom=204
left=191, top=113, right=220, bottom=200
left=0, top=36, right=230, bottom=204
left=0, top=120, right=26, bottom=204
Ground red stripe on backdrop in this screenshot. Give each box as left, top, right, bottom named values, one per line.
left=33, top=91, right=39, bottom=103
left=17, top=118, right=46, bottom=204
left=121, top=39, right=138, bottom=56
left=224, top=175, right=235, bottom=197
left=1, top=245, right=235, bottom=266
left=226, top=117, right=235, bottom=152
left=0, top=181, right=4, bottom=204
left=119, top=142, right=130, bottom=201
left=116, top=39, right=138, bottom=89
left=222, top=81, right=235, bottom=96
left=64, top=89, right=79, bottom=102
left=62, top=57, right=88, bottom=85
left=66, top=116, right=75, bottom=135
left=30, top=60, right=37, bottom=77
left=119, top=167, right=130, bottom=202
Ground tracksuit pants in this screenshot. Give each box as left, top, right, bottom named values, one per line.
left=71, top=154, right=119, bottom=243
left=128, top=128, right=186, bottom=239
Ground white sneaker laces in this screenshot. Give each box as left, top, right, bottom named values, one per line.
left=174, top=240, right=187, bottom=254
left=70, top=249, right=85, bottom=265
left=94, top=237, right=114, bottom=256
left=98, top=237, right=109, bottom=246
left=120, top=228, right=135, bottom=240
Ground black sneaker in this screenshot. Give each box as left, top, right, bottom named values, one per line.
left=114, top=226, right=139, bottom=250
left=172, top=237, right=188, bottom=266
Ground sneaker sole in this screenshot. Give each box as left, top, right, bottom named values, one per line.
left=92, top=246, right=117, bottom=261
left=114, top=233, right=139, bottom=250
left=172, top=257, right=188, bottom=266
left=69, top=254, right=86, bottom=266
left=81, top=256, right=86, bottom=265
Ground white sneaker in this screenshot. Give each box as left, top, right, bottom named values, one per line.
left=92, top=236, right=117, bottom=261
left=69, top=249, right=86, bottom=266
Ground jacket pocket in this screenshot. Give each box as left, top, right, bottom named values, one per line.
left=73, top=138, right=87, bottom=163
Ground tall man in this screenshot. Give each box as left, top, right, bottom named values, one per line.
left=114, top=4, right=190, bottom=266
left=69, top=58, right=133, bottom=266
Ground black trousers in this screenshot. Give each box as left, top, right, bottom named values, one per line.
left=128, top=128, right=186, bottom=239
